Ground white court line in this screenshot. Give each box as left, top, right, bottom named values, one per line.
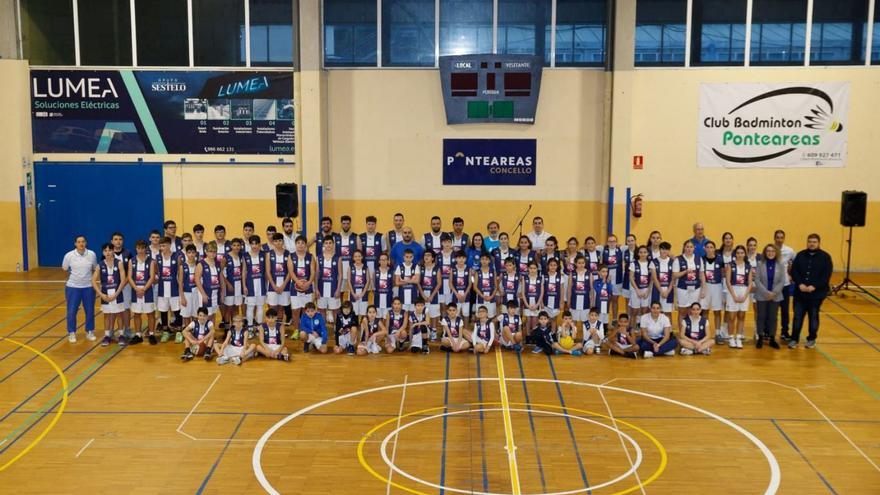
left=0, top=280, right=65, bottom=284
left=176, top=373, right=221, bottom=441
left=386, top=374, right=408, bottom=495
left=75, top=438, right=95, bottom=458
left=604, top=377, right=880, bottom=474
left=0, top=439, right=6, bottom=447
left=596, top=387, right=647, bottom=495
left=184, top=437, right=380, bottom=444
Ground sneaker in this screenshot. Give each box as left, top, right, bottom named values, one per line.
left=347, top=345, right=356, bottom=355
left=101, top=335, right=112, bottom=346
left=129, top=334, right=143, bottom=345
left=421, top=345, right=430, bottom=354
left=805, top=340, right=816, bottom=349
left=643, top=351, right=654, bottom=358
left=148, top=333, right=158, bottom=345
left=756, top=338, right=763, bottom=349
left=216, top=356, right=230, bottom=365
left=715, top=334, right=725, bottom=345
left=680, top=348, right=694, bottom=355
left=231, top=356, right=242, bottom=365
left=204, top=349, right=214, bottom=361
left=117, top=335, right=128, bottom=347
left=769, top=340, right=780, bottom=349
left=735, top=336, right=744, bottom=349
left=86, top=331, right=97, bottom=342
left=571, top=350, right=582, bottom=356
left=180, top=349, right=193, bottom=361
left=531, top=346, right=544, bottom=354
left=788, top=340, right=798, bottom=349
left=512, top=344, right=523, bottom=353
left=282, top=353, right=291, bottom=362
left=429, top=330, right=437, bottom=341
left=728, top=336, right=736, bottom=348
left=67, top=333, right=77, bottom=343
left=302, top=343, right=310, bottom=353
left=701, top=348, right=712, bottom=355
left=174, top=331, right=184, bottom=344
left=664, top=349, right=676, bottom=356
left=161, top=331, right=171, bottom=343
left=410, top=346, right=421, bottom=353
left=780, top=332, right=791, bottom=341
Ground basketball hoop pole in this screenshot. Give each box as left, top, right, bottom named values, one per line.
left=831, top=226, right=868, bottom=296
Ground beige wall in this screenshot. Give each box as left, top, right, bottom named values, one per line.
left=0, top=59, right=35, bottom=272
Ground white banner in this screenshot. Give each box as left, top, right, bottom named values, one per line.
left=698, top=82, right=849, bottom=168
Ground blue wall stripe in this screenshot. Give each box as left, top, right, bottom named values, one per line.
left=300, top=183, right=307, bottom=239
left=607, top=186, right=614, bottom=236
left=18, top=186, right=28, bottom=271
left=625, top=187, right=632, bottom=237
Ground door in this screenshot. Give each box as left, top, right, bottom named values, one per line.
left=35, top=163, right=164, bottom=267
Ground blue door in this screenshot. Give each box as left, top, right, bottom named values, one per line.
left=35, top=163, right=164, bottom=267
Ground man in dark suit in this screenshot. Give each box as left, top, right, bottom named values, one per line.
left=789, top=234, right=833, bottom=349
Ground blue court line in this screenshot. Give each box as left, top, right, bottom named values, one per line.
left=824, top=314, right=880, bottom=352
left=0, top=315, right=92, bottom=384
left=515, top=352, right=547, bottom=492
left=438, top=352, right=450, bottom=495
left=196, top=413, right=247, bottom=494
left=0, top=346, right=123, bottom=455
left=770, top=419, right=838, bottom=494
left=827, top=298, right=880, bottom=335
left=474, top=353, right=489, bottom=493
left=545, top=355, right=591, bottom=493
left=0, top=341, right=101, bottom=423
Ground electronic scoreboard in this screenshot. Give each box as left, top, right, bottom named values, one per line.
left=439, top=54, right=543, bottom=125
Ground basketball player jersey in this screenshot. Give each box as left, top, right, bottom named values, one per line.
left=99, top=260, right=124, bottom=303
left=349, top=265, right=368, bottom=301
left=181, top=261, right=197, bottom=294
left=475, top=269, right=495, bottom=297
left=396, top=262, right=419, bottom=305
left=269, top=250, right=290, bottom=290
left=337, top=231, right=357, bottom=265
left=245, top=251, right=266, bottom=297
left=584, top=249, right=601, bottom=276
left=229, top=327, right=245, bottom=347
left=474, top=320, right=492, bottom=342
left=451, top=265, right=470, bottom=293
left=388, top=311, right=405, bottom=333
left=524, top=275, right=542, bottom=307
left=132, top=257, right=154, bottom=303
left=317, top=255, right=340, bottom=298
left=156, top=252, right=179, bottom=298
left=731, top=262, right=751, bottom=286
left=261, top=322, right=283, bottom=345
left=676, top=255, right=702, bottom=289
left=420, top=264, right=440, bottom=304
left=683, top=316, right=707, bottom=340
left=570, top=271, right=591, bottom=310
left=602, top=247, right=623, bottom=284
left=632, top=260, right=651, bottom=289
left=192, top=320, right=212, bottom=339
left=543, top=272, right=563, bottom=310
left=359, top=232, right=382, bottom=270
left=289, top=251, right=313, bottom=294
left=592, top=278, right=613, bottom=316
left=500, top=313, right=521, bottom=333
left=500, top=271, right=519, bottom=302
left=703, top=256, right=724, bottom=285
left=442, top=315, right=464, bottom=338
left=423, top=232, right=443, bottom=254
left=374, top=269, right=393, bottom=309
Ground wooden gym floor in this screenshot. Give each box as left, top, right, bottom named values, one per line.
left=0, top=269, right=878, bottom=494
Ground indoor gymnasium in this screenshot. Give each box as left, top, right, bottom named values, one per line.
left=1, top=1, right=880, bottom=494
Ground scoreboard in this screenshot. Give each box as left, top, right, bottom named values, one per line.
left=439, top=54, right=543, bottom=125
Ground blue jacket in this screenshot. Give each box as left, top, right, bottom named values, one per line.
left=299, top=313, right=328, bottom=344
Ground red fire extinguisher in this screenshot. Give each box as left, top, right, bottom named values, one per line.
left=631, top=194, right=644, bottom=218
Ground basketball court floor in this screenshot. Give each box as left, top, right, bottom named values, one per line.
left=0, top=270, right=878, bottom=494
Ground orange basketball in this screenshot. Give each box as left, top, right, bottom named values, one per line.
left=191, top=342, right=208, bottom=357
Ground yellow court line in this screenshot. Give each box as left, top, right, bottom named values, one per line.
left=356, top=402, right=667, bottom=495
left=0, top=337, right=69, bottom=472
left=495, top=347, right=522, bottom=495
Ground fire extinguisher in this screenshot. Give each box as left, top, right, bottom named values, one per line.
left=631, top=194, right=644, bottom=218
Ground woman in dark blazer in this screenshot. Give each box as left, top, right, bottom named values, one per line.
left=753, top=244, right=786, bottom=349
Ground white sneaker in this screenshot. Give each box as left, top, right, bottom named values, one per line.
left=728, top=336, right=736, bottom=348
left=231, top=356, right=242, bottom=365
left=701, top=348, right=712, bottom=355
left=664, top=349, right=676, bottom=356
left=735, top=336, right=744, bottom=349
left=680, top=348, right=694, bottom=355
left=643, top=351, right=654, bottom=358
left=67, top=333, right=77, bottom=343
left=216, top=356, right=230, bottom=365
left=85, top=331, right=96, bottom=342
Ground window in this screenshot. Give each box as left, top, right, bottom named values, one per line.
left=690, top=0, right=746, bottom=65
left=555, top=0, right=607, bottom=66
left=78, top=0, right=133, bottom=66
left=324, top=0, right=377, bottom=66
left=192, top=0, right=246, bottom=66
left=810, top=0, right=869, bottom=65
left=440, top=0, right=493, bottom=56
left=497, top=0, right=551, bottom=64
left=21, top=0, right=76, bottom=65
left=750, top=0, right=806, bottom=65
left=136, top=0, right=189, bottom=66
left=635, top=0, right=687, bottom=66
left=250, top=0, right=294, bottom=66
left=382, top=0, right=435, bottom=67
left=874, top=2, right=880, bottom=64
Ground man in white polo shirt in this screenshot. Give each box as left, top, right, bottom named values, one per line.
left=526, top=216, right=552, bottom=254
left=62, top=235, right=98, bottom=343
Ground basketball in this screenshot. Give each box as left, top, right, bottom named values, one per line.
left=559, top=336, right=575, bottom=350
left=191, top=342, right=207, bottom=357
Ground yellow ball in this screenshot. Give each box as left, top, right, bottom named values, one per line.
left=559, top=336, right=574, bottom=350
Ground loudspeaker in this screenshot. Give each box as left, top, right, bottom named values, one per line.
left=840, top=191, right=867, bottom=227
left=276, top=183, right=299, bottom=218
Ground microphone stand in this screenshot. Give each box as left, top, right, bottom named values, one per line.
left=513, top=204, right=532, bottom=241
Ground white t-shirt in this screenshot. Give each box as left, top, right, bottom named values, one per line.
left=62, top=249, right=98, bottom=288
left=639, top=313, right=671, bottom=340
left=527, top=231, right=552, bottom=250
left=778, top=244, right=796, bottom=286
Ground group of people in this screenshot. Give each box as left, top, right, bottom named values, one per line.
left=62, top=214, right=834, bottom=363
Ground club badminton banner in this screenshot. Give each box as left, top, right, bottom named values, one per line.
left=30, top=70, right=294, bottom=155
left=698, top=82, right=849, bottom=168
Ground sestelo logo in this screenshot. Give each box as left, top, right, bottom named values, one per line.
left=151, top=78, right=187, bottom=92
